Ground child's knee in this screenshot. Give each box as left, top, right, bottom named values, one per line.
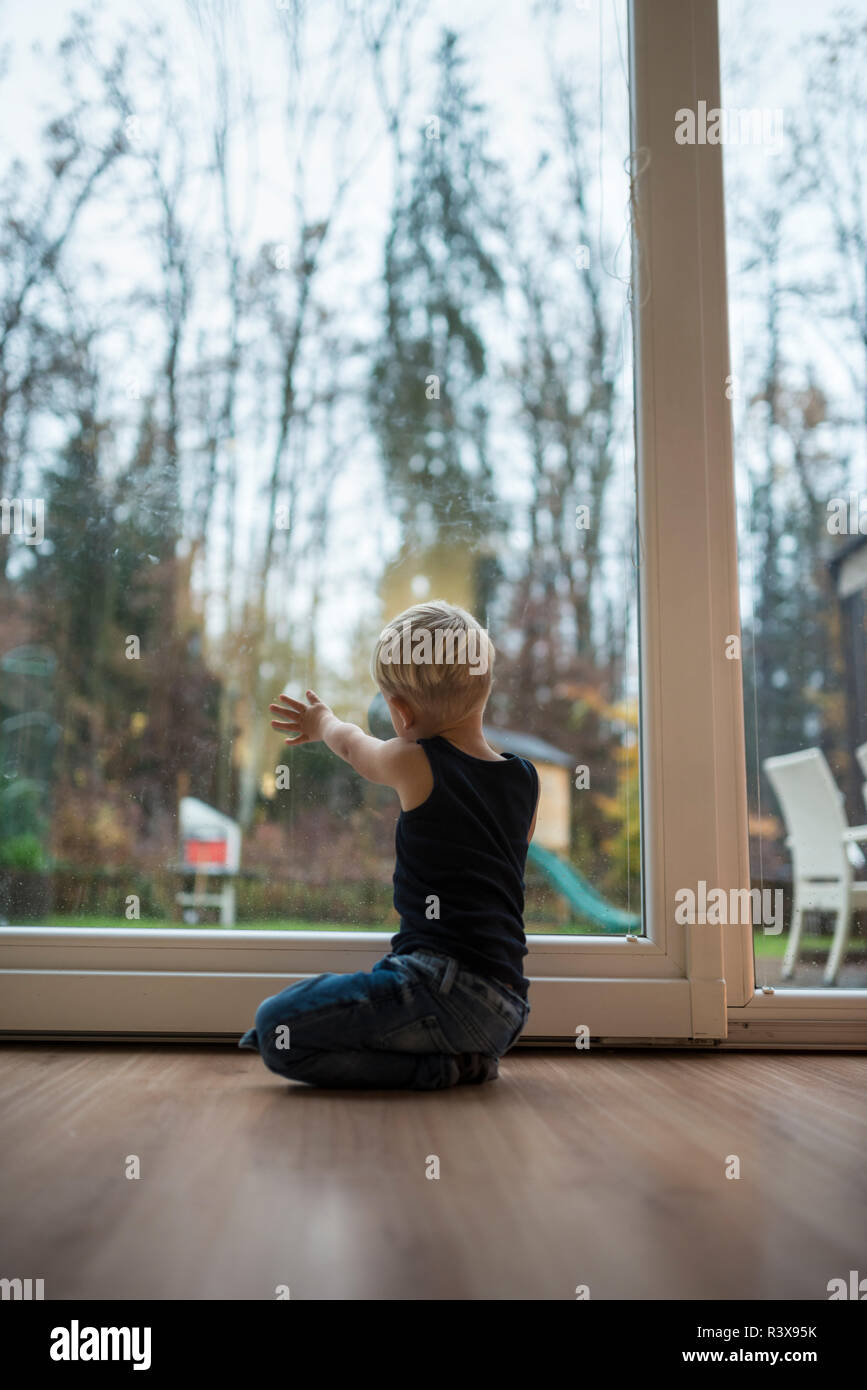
left=254, top=994, right=293, bottom=1055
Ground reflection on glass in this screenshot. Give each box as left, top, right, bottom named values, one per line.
left=0, top=0, right=638, bottom=935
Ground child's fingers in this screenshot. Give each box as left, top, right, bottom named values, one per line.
left=306, top=689, right=321, bottom=704
left=271, top=695, right=304, bottom=712
left=284, top=733, right=309, bottom=745
left=270, top=719, right=297, bottom=731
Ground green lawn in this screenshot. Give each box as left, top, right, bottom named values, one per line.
left=43, top=915, right=364, bottom=932
left=20, top=915, right=867, bottom=959
left=752, top=931, right=865, bottom=959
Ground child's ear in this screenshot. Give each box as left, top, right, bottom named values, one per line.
left=386, top=695, right=414, bottom=735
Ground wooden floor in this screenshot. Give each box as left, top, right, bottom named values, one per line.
left=1, top=1044, right=865, bottom=1300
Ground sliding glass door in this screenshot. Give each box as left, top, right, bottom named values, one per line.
left=2, top=1, right=863, bottom=1044
left=716, top=0, right=867, bottom=1042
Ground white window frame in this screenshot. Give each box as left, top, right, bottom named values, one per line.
left=2, top=0, right=865, bottom=1045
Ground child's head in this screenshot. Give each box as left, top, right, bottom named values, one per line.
left=372, top=600, right=494, bottom=738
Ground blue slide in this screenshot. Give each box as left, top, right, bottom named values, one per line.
left=527, top=841, right=640, bottom=934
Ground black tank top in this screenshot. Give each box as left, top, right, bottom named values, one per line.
left=390, top=736, right=539, bottom=999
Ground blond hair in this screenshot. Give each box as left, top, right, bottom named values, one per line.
left=371, top=600, right=494, bottom=723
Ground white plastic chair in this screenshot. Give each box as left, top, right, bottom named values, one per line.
left=763, top=748, right=867, bottom=985
left=857, top=742, right=867, bottom=813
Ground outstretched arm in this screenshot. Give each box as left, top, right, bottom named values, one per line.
left=270, top=690, right=416, bottom=789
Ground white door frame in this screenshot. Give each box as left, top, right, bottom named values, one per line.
left=1, top=0, right=864, bottom=1044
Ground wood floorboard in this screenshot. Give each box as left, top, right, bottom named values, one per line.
left=0, top=1045, right=864, bottom=1299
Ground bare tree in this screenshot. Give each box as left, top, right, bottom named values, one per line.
left=0, top=23, right=125, bottom=580
left=795, top=16, right=867, bottom=482
left=234, top=1, right=391, bottom=829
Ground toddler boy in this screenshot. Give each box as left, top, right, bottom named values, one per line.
left=239, top=600, right=539, bottom=1089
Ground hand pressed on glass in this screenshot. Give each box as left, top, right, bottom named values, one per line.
left=269, top=690, right=332, bottom=746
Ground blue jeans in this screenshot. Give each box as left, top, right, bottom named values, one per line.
left=238, top=950, right=530, bottom=1090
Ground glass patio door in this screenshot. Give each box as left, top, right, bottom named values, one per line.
left=713, top=0, right=867, bottom=1045
left=5, top=1, right=860, bottom=1045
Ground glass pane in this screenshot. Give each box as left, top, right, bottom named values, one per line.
left=721, top=0, right=867, bottom=986
left=0, top=0, right=639, bottom=937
